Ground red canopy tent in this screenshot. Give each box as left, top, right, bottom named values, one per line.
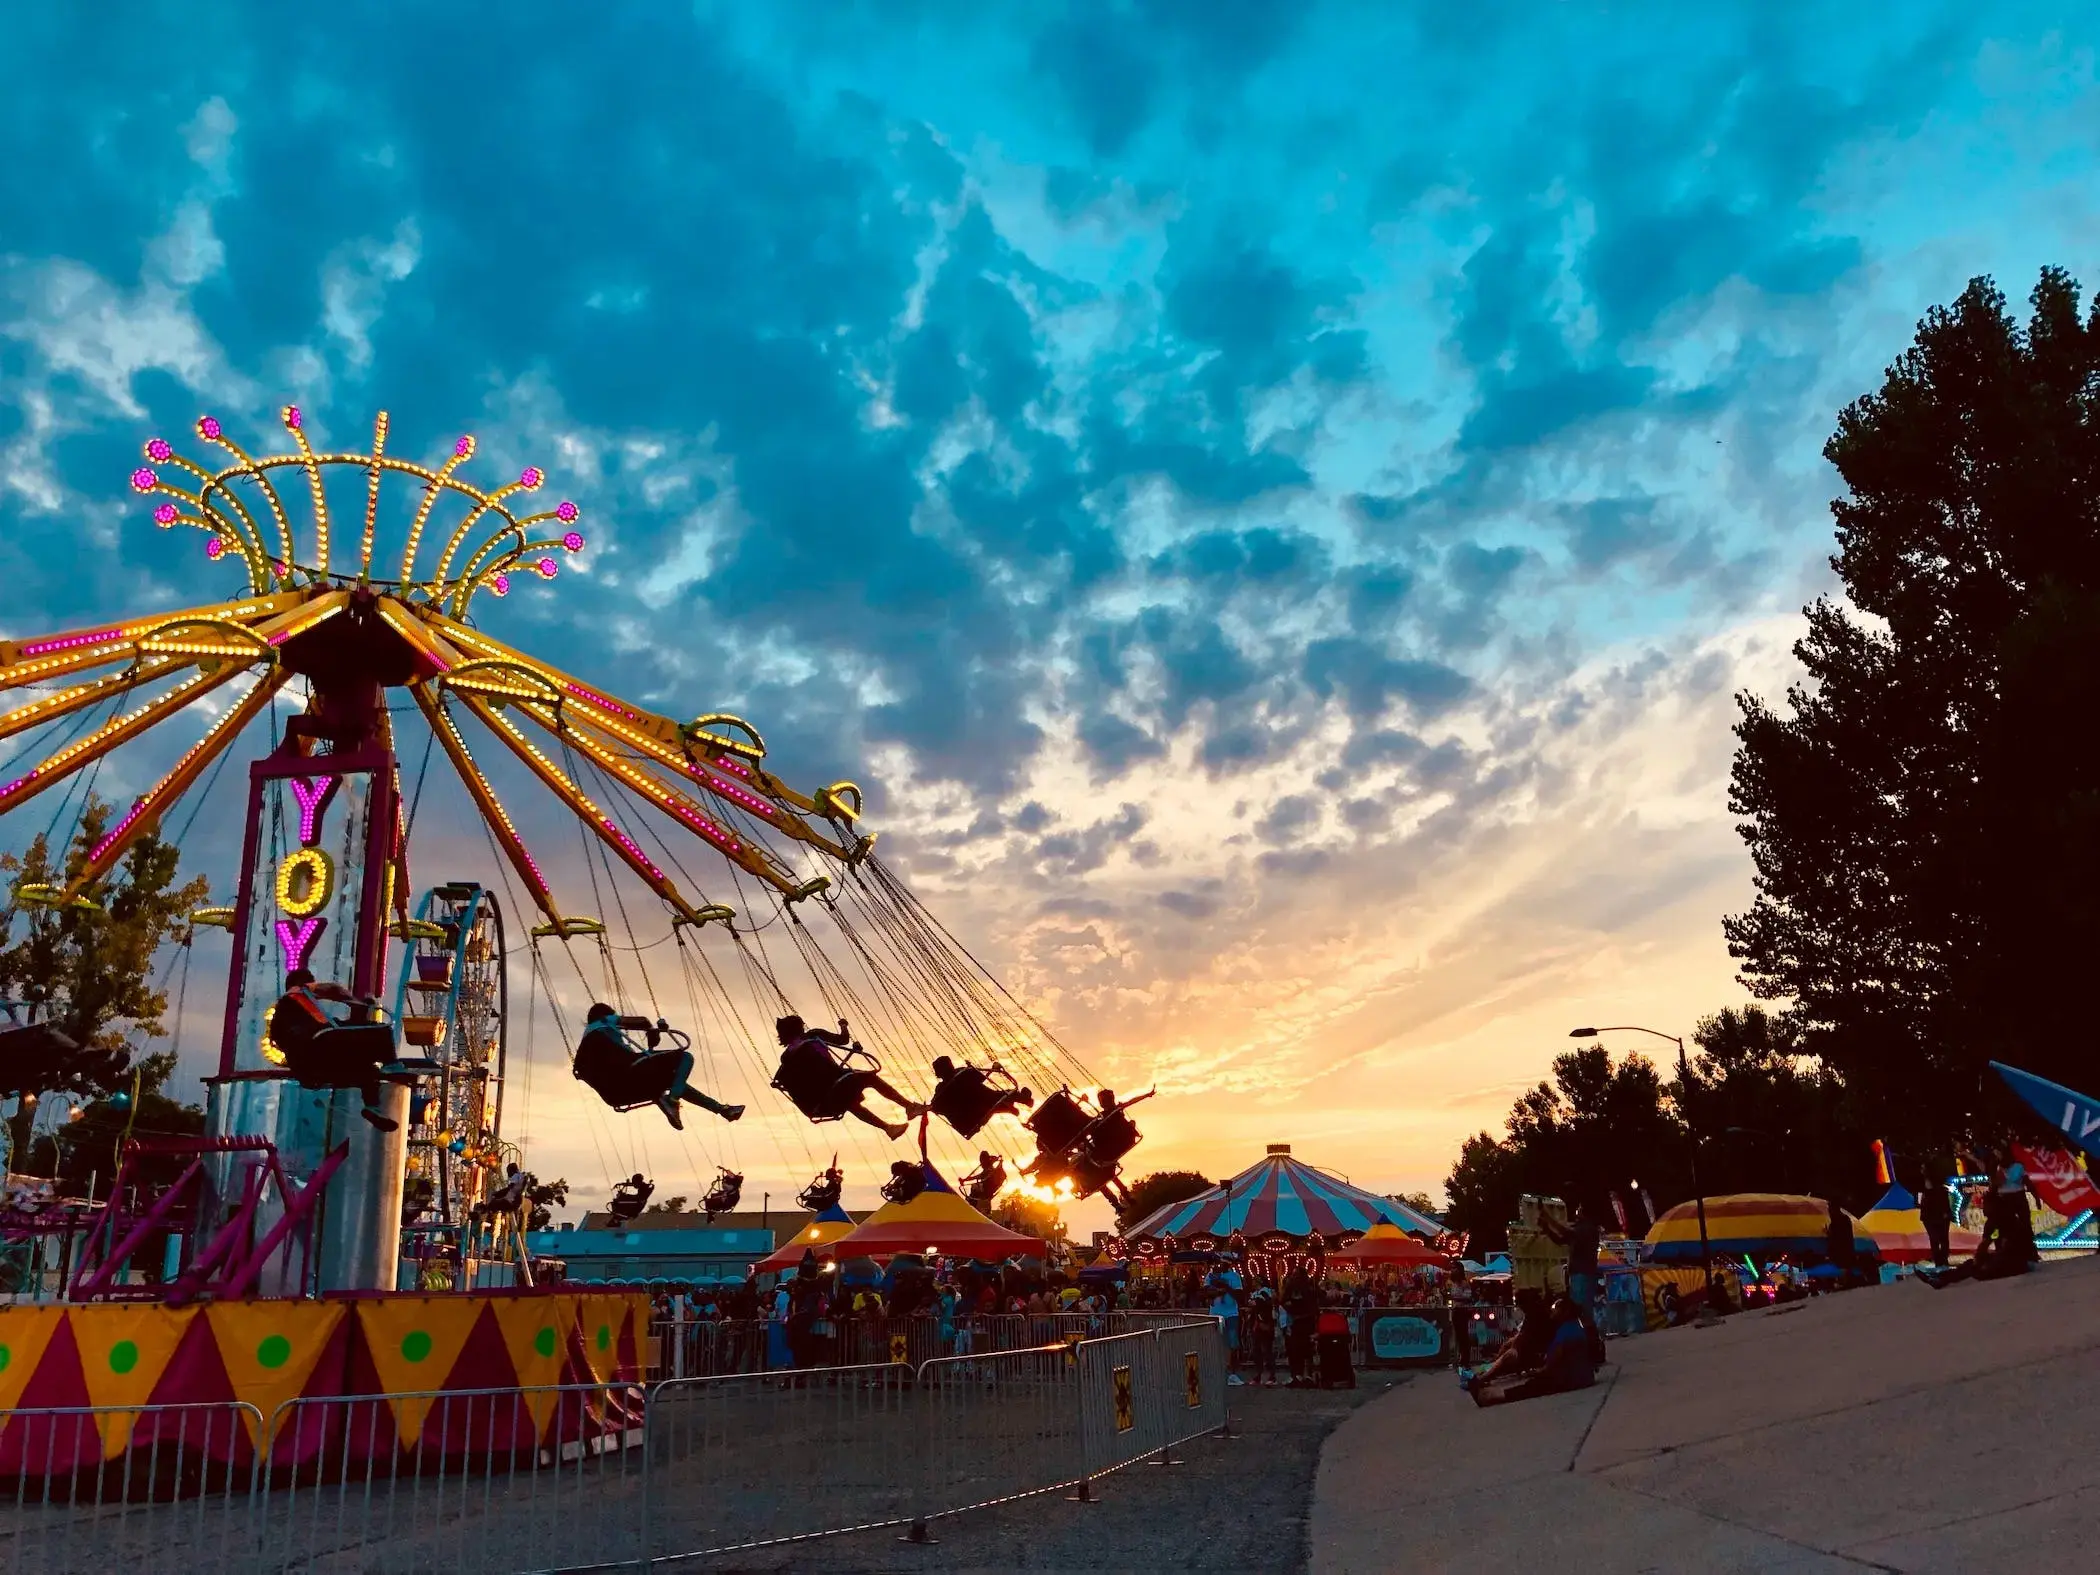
left=753, top=1201, right=859, bottom=1273
left=1326, top=1222, right=1454, bottom=1268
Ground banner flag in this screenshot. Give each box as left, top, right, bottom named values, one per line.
left=72, top=1305, right=198, bottom=1454
left=571, top=1294, right=631, bottom=1385
left=1992, top=1062, right=2100, bottom=1161
left=356, top=1296, right=485, bottom=1446
left=489, top=1296, right=578, bottom=1439
left=2013, top=1142, right=2100, bottom=1219
left=207, top=1301, right=348, bottom=1446
left=0, top=1304, right=68, bottom=1415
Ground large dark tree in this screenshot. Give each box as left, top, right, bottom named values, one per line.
left=1443, top=1046, right=1692, bottom=1250
left=1670, top=1007, right=1879, bottom=1208
left=0, top=800, right=209, bottom=1166
left=1727, top=269, right=2100, bottom=1145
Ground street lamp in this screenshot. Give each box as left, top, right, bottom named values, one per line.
left=1569, top=1024, right=1713, bottom=1294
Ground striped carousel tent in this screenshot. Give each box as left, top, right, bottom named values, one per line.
left=753, top=1200, right=859, bottom=1273
left=1123, top=1144, right=1442, bottom=1249
left=1645, top=1192, right=1881, bottom=1267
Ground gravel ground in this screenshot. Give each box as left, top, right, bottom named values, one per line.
left=684, top=1376, right=1406, bottom=1575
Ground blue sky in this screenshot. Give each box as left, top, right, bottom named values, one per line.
left=3, top=4, right=2095, bottom=1214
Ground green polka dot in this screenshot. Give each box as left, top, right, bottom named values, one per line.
left=256, top=1335, right=292, bottom=1371
left=109, top=1340, right=138, bottom=1375
left=401, top=1330, right=434, bottom=1364
left=533, top=1327, right=557, bottom=1360
left=595, top=1323, right=611, bottom=1352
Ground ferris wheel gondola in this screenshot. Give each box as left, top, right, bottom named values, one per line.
left=390, top=882, right=509, bottom=1223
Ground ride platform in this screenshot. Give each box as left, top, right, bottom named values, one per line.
left=0, top=1287, right=648, bottom=1476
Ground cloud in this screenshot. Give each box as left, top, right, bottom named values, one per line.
left=0, top=1, right=2087, bottom=1212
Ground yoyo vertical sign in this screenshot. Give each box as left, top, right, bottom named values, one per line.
left=218, top=750, right=396, bottom=1078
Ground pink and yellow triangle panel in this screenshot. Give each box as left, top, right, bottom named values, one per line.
left=0, top=1290, right=647, bottom=1477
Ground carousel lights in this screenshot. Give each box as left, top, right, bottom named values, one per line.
left=153, top=504, right=178, bottom=526
left=561, top=530, right=585, bottom=553
left=455, top=435, right=475, bottom=459
left=198, top=415, right=223, bottom=440
left=490, top=574, right=510, bottom=596
left=519, top=466, right=544, bottom=490
left=276, top=847, right=335, bottom=917
left=144, top=438, right=173, bottom=462
left=555, top=500, right=579, bottom=523
left=129, top=467, right=158, bottom=493
left=535, top=558, right=557, bottom=579
left=205, top=539, right=225, bottom=560
left=280, top=406, right=300, bottom=431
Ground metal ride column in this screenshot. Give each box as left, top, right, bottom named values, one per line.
left=206, top=711, right=407, bottom=1292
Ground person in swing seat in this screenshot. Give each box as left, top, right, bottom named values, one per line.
left=269, top=967, right=399, bottom=1131
left=572, top=1003, right=743, bottom=1130
left=962, top=1150, right=1007, bottom=1210
left=927, top=1055, right=1034, bottom=1137
left=771, top=1014, right=923, bottom=1139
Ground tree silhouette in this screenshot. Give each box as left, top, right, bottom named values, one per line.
left=0, top=799, right=209, bottom=1167
left=1727, top=268, right=2100, bottom=1144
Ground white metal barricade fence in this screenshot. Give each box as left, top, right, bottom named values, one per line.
left=911, top=1340, right=1083, bottom=1532
left=0, top=1403, right=264, bottom=1575
left=642, top=1362, right=912, bottom=1561
left=254, top=1383, right=648, bottom=1575
left=4, top=1325, right=1234, bottom=1571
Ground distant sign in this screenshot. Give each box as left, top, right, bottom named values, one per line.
left=1369, top=1315, right=1442, bottom=1362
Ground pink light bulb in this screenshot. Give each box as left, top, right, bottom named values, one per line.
left=152, top=503, right=178, bottom=526
left=130, top=467, right=158, bottom=493
left=536, top=558, right=558, bottom=579
left=205, top=538, right=225, bottom=560
left=491, top=574, right=511, bottom=596
left=145, top=438, right=173, bottom=462
left=562, top=531, right=585, bottom=552
left=281, top=405, right=301, bottom=431
left=519, top=466, right=544, bottom=490
left=455, top=434, right=475, bottom=459
left=197, top=416, right=222, bottom=440
left=555, top=500, right=579, bottom=523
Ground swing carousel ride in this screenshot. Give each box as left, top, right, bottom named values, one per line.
left=0, top=404, right=1147, bottom=1299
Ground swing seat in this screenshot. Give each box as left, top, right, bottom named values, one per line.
left=284, top=1022, right=398, bottom=1090
left=574, top=1049, right=683, bottom=1113
left=1022, top=1088, right=1092, bottom=1156
left=928, top=1062, right=1027, bottom=1139
left=772, top=1038, right=878, bottom=1122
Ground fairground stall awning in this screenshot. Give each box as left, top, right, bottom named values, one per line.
left=1858, top=1183, right=1981, bottom=1264
left=830, top=1164, right=1046, bottom=1261
left=1123, top=1143, right=1442, bottom=1251
left=1326, top=1222, right=1454, bottom=1268
left=1644, top=1192, right=1880, bottom=1267
left=753, top=1201, right=859, bottom=1273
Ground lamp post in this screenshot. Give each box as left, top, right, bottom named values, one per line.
left=1569, top=1025, right=1712, bottom=1293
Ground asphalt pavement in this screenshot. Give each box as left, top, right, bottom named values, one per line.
left=1312, top=1254, right=2100, bottom=1572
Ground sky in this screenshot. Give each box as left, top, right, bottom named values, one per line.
left=3, top=4, right=2097, bottom=1228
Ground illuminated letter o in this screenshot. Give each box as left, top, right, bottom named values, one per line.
left=277, top=848, right=335, bottom=917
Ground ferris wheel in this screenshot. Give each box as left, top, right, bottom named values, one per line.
left=392, top=882, right=509, bottom=1225
left=0, top=403, right=1139, bottom=1230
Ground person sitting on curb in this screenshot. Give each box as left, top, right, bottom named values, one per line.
left=1469, top=1295, right=1596, bottom=1408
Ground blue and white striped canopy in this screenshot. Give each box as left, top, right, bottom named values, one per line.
left=1125, top=1148, right=1441, bottom=1243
